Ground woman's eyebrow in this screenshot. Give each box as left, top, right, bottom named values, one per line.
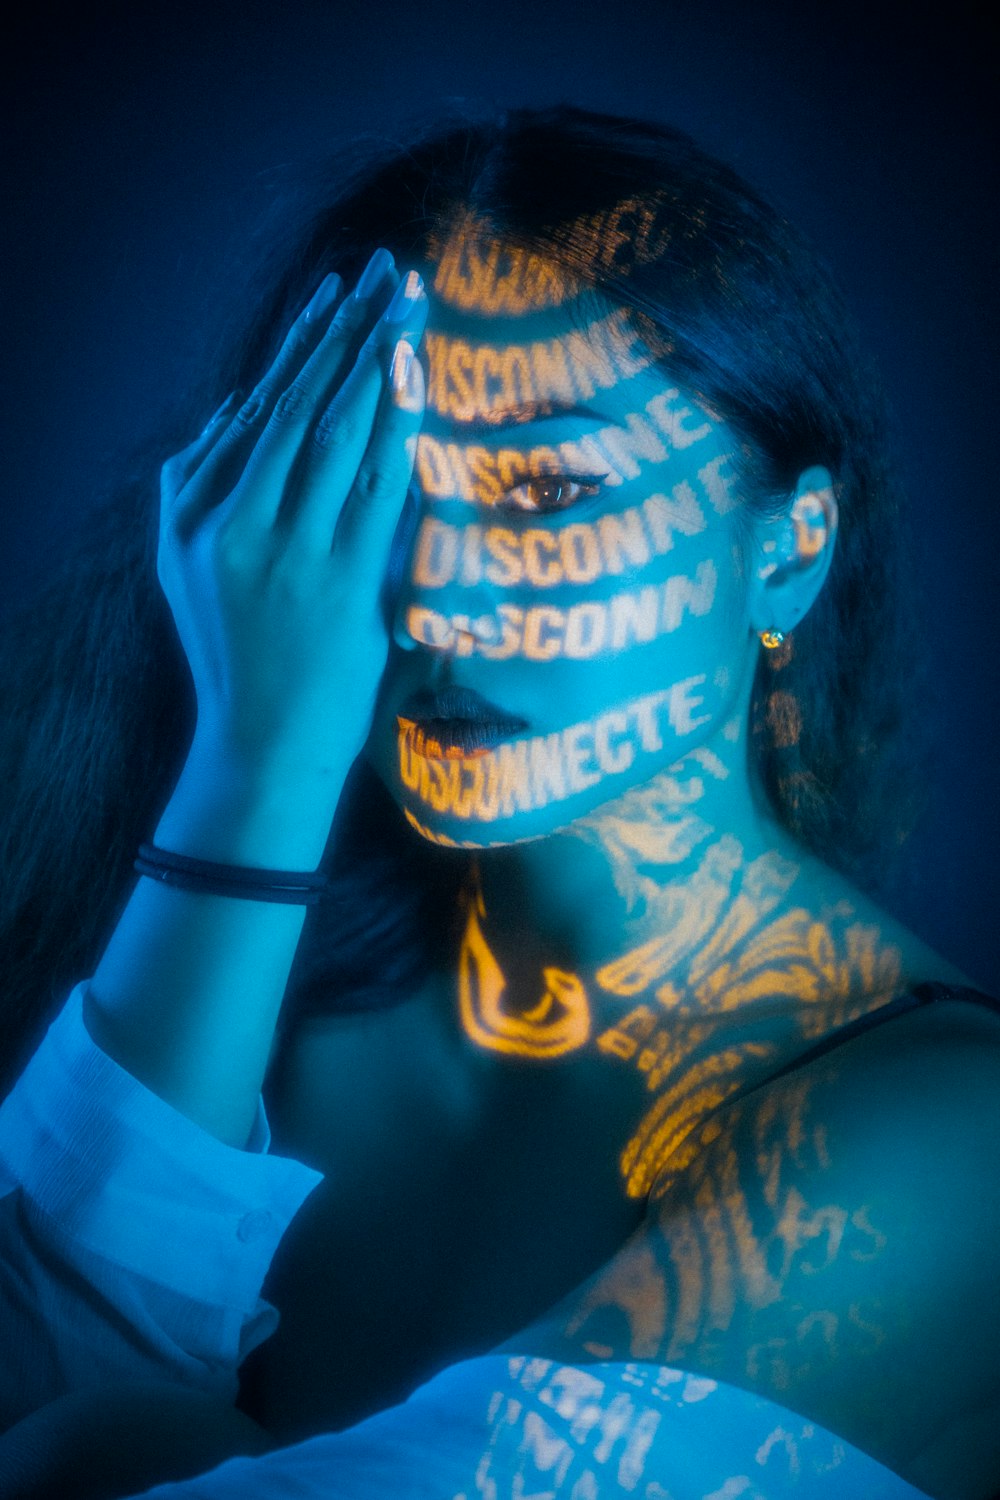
left=447, top=401, right=611, bottom=434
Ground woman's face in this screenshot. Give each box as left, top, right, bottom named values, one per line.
left=366, top=228, right=759, bottom=847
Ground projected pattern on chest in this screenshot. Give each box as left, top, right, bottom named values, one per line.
left=446, top=729, right=909, bottom=1424
left=455, top=766, right=902, bottom=1193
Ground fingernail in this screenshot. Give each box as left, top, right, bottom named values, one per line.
left=382, top=270, right=426, bottom=324
left=200, top=391, right=239, bottom=435
left=390, top=338, right=414, bottom=399
left=303, top=272, right=343, bottom=323
left=354, top=247, right=395, bottom=300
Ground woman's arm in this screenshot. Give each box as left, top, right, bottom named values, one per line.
left=0, top=254, right=428, bottom=1432
left=84, top=253, right=427, bottom=1150
left=0, top=980, right=322, bottom=1429
left=83, top=750, right=338, bottom=1150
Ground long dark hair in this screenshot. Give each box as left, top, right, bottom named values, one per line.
left=0, top=102, right=929, bottom=1095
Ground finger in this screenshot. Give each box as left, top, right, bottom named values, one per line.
left=291, top=271, right=427, bottom=507
left=353, top=270, right=429, bottom=367
left=276, top=260, right=404, bottom=407
left=245, top=249, right=397, bottom=419
left=160, top=394, right=247, bottom=550
left=161, top=391, right=241, bottom=500
left=227, top=270, right=346, bottom=429
left=200, top=390, right=244, bottom=440
left=256, top=271, right=347, bottom=402
left=166, top=249, right=393, bottom=513
left=332, top=339, right=426, bottom=588
left=233, top=265, right=407, bottom=502
left=242, top=262, right=424, bottom=490
left=243, top=270, right=426, bottom=547
left=184, top=271, right=348, bottom=489
left=183, top=258, right=401, bottom=534
left=166, top=269, right=355, bottom=535
left=281, top=336, right=387, bottom=546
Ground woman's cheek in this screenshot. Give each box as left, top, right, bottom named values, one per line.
left=390, top=666, right=739, bottom=849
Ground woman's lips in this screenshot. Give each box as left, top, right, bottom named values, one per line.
left=398, top=686, right=529, bottom=760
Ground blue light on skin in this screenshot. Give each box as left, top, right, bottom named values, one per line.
left=365, top=248, right=856, bottom=978
left=262, top=238, right=987, bottom=1468
left=365, top=231, right=977, bottom=1008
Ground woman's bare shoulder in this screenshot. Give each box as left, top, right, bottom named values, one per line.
left=794, top=844, right=986, bottom=995
left=678, top=994, right=999, bottom=1485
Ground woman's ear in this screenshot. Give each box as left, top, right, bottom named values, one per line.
left=747, top=465, right=838, bottom=636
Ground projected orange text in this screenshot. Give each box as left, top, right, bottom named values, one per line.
left=414, top=390, right=716, bottom=506
left=459, top=884, right=591, bottom=1057
left=426, top=193, right=710, bottom=316
left=405, top=563, right=717, bottom=661
left=397, top=682, right=712, bottom=823
left=423, top=309, right=657, bottom=426
left=410, top=470, right=737, bottom=591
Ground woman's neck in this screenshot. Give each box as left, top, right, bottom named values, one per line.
left=427, top=684, right=974, bottom=1207
left=450, top=706, right=934, bottom=1127
left=471, top=708, right=808, bottom=987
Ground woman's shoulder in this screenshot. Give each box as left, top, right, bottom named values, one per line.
left=789, top=970, right=1000, bottom=1143
left=796, top=970, right=1000, bottom=1234
left=769, top=970, right=1000, bottom=1101
left=630, top=973, right=1000, bottom=1492
left=514, top=983, right=1000, bottom=1488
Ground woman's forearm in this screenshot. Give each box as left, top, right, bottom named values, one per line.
left=84, top=737, right=345, bottom=1149
left=81, top=258, right=424, bottom=1152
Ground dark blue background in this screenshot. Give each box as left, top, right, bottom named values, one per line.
left=2, top=0, right=996, bottom=988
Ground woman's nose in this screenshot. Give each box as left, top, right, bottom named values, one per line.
left=389, top=493, right=501, bottom=655
left=391, top=584, right=503, bottom=655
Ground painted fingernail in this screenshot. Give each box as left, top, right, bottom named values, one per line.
left=303, top=272, right=343, bottom=323
left=390, top=338, right=414, bottom=399
left=382, top=270, right=425, bottom=324
left=200, top=391, right=239, bottom=435
left=353, top=247, right=395, bottom=300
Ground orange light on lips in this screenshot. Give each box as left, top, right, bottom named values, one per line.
left=396, top=716, right=494, bottom=762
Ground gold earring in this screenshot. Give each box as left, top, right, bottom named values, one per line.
left=760, top=629, right=785, bottom=649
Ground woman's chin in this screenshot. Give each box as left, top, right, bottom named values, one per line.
left=396, top=797, right=568, bottom=850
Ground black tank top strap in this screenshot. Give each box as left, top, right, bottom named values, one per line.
left=643, top=983, right=999, bottom=1203
left=754, top=981, right=1000, bottom=1093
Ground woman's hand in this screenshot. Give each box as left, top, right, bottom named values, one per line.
left=83, top=250, right=429, bottom=1146
left=157, top=248, right=428, bottom=788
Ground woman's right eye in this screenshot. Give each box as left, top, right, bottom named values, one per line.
left=500, top=472, right=610, bottom=514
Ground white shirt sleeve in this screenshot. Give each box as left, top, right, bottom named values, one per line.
left=0, top=982, right=323, bottom=1430
left=112, top=1355, right=933, bottom=1500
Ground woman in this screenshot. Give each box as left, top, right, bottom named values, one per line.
left=1, top=104, right=997, bottom=1499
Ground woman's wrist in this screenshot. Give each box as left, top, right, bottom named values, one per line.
left=154, top=733, right=349, bottom=873
left=89, top=729, right=344, bottom=1146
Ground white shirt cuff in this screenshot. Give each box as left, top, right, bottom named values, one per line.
left=0, top=982, right=324, bottom=1313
